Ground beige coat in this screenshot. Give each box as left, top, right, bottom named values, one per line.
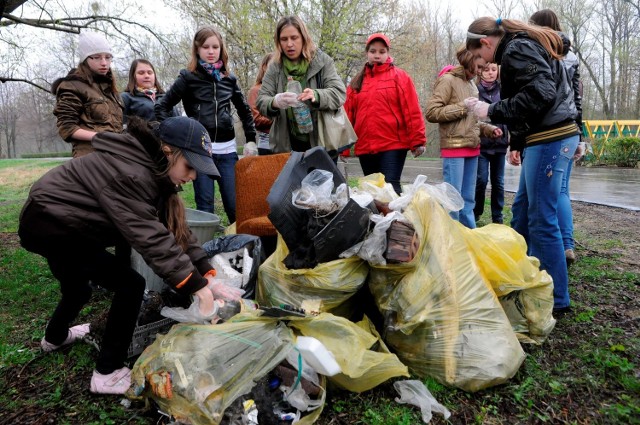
left=425, top=66, right=496, bottom=150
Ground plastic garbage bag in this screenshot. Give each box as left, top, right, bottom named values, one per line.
left=202, top=234, right=264, bottom=299
left=292, top=169, right=337, bottom=212
left=129, top=318, right=295, bottom=425
left=288, top=313, right=409, bottom=393
left=464, top=224, right=556, bottom=343
left=366, top=189, right=526, bottom=392
left=257, top=235, right=369, bottom=317
left=390, top=174, right=463, bottom=213
left=160, top=296, right=223, bottom=324
left=394, top=380, right=451, bottom=423
left=340, top=211, right=410, bottom=265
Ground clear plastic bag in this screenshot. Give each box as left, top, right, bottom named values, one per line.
left=291, top=169, right=336, bottom=212
left=394, top=380, right=451, bottom=423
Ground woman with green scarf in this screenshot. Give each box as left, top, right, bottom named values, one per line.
left=257, top=15, right=347, bottom=153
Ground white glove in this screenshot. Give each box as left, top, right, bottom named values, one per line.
left=206, top=279, right=245, bottom=301
left=273, top=92, right=299, bottom=109
left=574, top=141, right=586, bottom=161
left=243, top=141, right=258, bottom=156
left=463, top=97, right=479, bottom=111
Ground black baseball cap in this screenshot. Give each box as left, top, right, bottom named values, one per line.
left=158, top=117, right=220, bottom=178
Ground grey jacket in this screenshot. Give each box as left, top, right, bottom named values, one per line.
left=256, top=50, right=346, bottom=152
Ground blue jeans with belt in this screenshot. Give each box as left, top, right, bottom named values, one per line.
left=443, top=156, right=478, bottom=229
left=511, top=135, right=579, bottom=309
left=193, top=152, right=238, bottom=224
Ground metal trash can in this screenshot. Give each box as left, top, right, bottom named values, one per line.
left=131, top=209, right=221, bottom=291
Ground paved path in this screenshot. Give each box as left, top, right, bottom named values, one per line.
left=341, top=158, right=640, bottom=211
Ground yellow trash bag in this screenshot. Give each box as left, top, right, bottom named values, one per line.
left=368, top=189, right=526, bottom=392
left=129, top=319, right=296, bottom=425
left=464, top=224, right=556, bottom=343
left=287, top=313, right=409, bottom=393
left=257, top=235, right=369, bottom=317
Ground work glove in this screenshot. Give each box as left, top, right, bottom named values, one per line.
left=463, top=97, right=490, bottom=120
left=243, top=141, right=258, bottom=157
left=273, top=92, right=299, bottom=109
left=574, top=141, right=586, bottom=161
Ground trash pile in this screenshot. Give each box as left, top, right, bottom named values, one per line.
left=126, top=148, right=556, bottom=423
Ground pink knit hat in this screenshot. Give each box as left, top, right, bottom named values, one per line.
left=437, top=65, right=455, bottom=77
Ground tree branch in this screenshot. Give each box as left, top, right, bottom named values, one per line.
left=0, top=77, right=49, bottom=92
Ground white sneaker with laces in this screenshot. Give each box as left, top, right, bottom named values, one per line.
left=40, top=323, right=91, bottom=352
left=90, top=367, right=132, bottom=395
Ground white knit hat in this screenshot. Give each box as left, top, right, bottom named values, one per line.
left=78, top=32, right=112, bottom=62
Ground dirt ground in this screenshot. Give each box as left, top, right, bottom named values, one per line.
left=1, top=198, right=639, bottom=424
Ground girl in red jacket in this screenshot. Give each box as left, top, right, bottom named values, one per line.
left=344, top=33, right=426, bottom=194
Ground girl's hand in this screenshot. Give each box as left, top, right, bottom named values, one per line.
left=411, top=146, right=425, bottom=158
left=298, top=88, right=316, bottom=103
left=492, top=128, right=503, bottom=138
left=507, top=149, right=521, bottom=166
left=194, top=286, right=215, bottom=316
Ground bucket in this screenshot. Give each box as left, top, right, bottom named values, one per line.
left=185, top=208, right=221, bottom=246
left=131, top=208, right=222, bottom=291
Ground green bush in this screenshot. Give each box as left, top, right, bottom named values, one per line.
left=21, top=152, right=72, bottom=159
left=584, top=137, right=640, bottom=167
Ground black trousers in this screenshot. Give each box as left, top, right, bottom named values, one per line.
left=20, top=222, right=145, bottom=374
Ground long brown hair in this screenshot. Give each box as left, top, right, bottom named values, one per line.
left=187, top=26, right=230, bottom=76
left=466, top=17, right=563, bottom=60
left=160, top=145, right=191, bottom=251
left=77, top=61, right=119, bottom=94
left=125, top=59, right=165, bottom=95
left=255, top=52, right=274, bottom=85
left=529, top=9, right=562, bottom=31
left=273, top=16, right=316, bottom=64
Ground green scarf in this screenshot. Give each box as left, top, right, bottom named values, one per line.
left=282, top=57, right=311, bottom=146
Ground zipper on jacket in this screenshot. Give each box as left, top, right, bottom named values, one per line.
left=213, top=81, right=218, bottom=142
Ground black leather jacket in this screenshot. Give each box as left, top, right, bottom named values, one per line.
left=488, top=32, right=578, bottom=151
left=155, top=66, right=256, bottom=143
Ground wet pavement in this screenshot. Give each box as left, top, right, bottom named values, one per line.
left=341, top=158, right=640, bottom=211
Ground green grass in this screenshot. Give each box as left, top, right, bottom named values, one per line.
left=1, top=159, right=638, bottom=424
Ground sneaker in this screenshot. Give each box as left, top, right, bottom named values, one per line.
left=565, top=249, right=577, bottom=267
left=90, top=367, right=132, bottom=394
left=553, top=306, right=572, bottom=317
left=41, top=323, right=90, bottom=352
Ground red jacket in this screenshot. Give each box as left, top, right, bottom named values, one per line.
left=344, top=61, right=426, bottom=155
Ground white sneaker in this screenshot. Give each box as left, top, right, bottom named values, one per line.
left=90, top=367, right=132, bottom=394
left=41, top=323, right=91, bottom=352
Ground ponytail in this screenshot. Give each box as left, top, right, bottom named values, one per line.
left=466, top=17, right=563, bottom=60
left=349, top=63, right=369, bottom=93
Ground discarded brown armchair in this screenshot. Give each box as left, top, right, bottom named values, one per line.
left=235, top=153, right=290, bottom=236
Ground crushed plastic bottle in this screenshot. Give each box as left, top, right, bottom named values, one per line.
left=286, top=76, right=313, bottom=134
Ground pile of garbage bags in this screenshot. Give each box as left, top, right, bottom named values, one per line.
left=127, top=148, right=557, bottom=423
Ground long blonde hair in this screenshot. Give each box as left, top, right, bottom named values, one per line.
left=273, top=16, right=316, bottom=63
left=466, top=17, right=563, bottom=60
left=160, top=145, right=191, bottom=251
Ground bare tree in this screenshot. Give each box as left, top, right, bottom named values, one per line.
left=0, top=83, right=19, bottom=158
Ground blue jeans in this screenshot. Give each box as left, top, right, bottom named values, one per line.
left=443, top=156, right=478, bottom=229
left=358, top=149, right=408, bottom=195
left=474, top=151, right=506, bottom=223
left=193, top=152, right=238, bottom=224
left=558, top=159, right=575, bottom=250
left=511, top=135, right=580, bottom=309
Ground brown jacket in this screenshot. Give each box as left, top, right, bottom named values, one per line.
left=52, top=67, right=123, bottom=157
left=425, top=66, right=496, bottom=149
left=19, top=118, right=212, bottom=295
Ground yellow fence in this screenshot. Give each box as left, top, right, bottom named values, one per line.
left=583, top=120, right=640, bottom=140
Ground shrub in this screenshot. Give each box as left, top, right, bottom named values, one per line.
left=583, top=137, right=640, bottom=167
left=21, top=152, right=72, bottom=158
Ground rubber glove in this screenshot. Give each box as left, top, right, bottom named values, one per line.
left=574, top=141, right=586, bottom=160
left=463, top=97, right=479, bottom=111
left=411, top=146, right=425, bottom=158
left=243, top=141, right=258, bottom=156
left=193, top=286, right=216, bottom=317
left=205, top=273, right=245, bottom=301
left=472, top=100, right=490, bottom=120
left=273, top=92, right=299, bottom=109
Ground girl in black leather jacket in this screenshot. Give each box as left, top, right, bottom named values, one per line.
left=155, top=27, right=257, bottom=224
left=465, top=17, right=580, bottom=314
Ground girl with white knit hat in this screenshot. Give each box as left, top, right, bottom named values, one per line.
left=52, top=31, right=123, bottom=158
